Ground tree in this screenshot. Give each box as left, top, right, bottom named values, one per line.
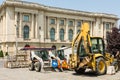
left=106, top=27, right=120, bottom=56
left=0, top=50, right=4, bottom=57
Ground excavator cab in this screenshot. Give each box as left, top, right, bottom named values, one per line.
left=91, top=37, right=105, bottom=55
left=77, top=37, right=105, bottom=58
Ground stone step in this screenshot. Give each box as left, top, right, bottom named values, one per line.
left=6, top=61, right=29, bottom=68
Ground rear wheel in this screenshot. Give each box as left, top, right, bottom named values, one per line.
left=29, top=62, right=34, bottom=71
left=96, top=58, right=107, bottom=75
left=112, top=62, right=119, bottom=72
left=75, top=68, right=86, bottom=74
left=34, top=62, right=41, bottom=72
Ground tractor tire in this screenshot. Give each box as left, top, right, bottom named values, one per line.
left=96, top=58, right=107, bottom=75
left=29, top=62, right=34, bottom=71
left=112, top=62, right=119, bottom=72
left=34, top=62, right=41, bottom=72
left=75, top=68, right=86, bottom=74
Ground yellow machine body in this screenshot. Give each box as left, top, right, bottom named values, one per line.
left=69, top=22, right=118, bottom=75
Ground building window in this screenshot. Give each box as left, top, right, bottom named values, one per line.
left=68, top=20, right=73, bottom=26
left=50, top=19, right=55, bottom=24
left=59, top=20, right=64, bottom=26
left=69, top=29, right=73, bottom=41
left=60, top=28, right=64, bottom=41
left=23, top=15, right=29, bottom=22
left=77, top=29, right=80, bottom=33
left=50, top=28, right=55, bottom=41
left=23, top=25, right=29, bottom=39
left=106, top=23, right=110, bottom=30
left=77, top=21, right=81, bottom=27
left=52, top=45, right=56, bottom=49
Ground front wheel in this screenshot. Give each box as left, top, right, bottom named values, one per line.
left=29, top=62, right=34, bottom=71
left=34, top=62, right=41, bottom=72
left=112, top=62, right=119, bottom=72
left=96, top=58, right=107, bottom=75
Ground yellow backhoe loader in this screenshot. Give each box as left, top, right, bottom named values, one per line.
left=69, top=22, right=119, bottom=75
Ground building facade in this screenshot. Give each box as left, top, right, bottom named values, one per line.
left=0, top=0, right=119, bottom=55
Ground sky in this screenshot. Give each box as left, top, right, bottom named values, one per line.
left=0, top=0, right=120, bottom=25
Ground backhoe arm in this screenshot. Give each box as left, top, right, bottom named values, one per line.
left=72, top=22, right=91, bottom=54
left=69, top=22, right=92, bottom=69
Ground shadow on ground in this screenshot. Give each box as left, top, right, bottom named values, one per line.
left=72, top=70, right=98, bottom=77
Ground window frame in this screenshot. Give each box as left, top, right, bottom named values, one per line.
left=23, top=15, right=29, bottom=22
left=59, top=19, right=65, bottom=26
left=77, top=21, right=81, bottom=27
left=68, top=29, right=73, bottom=41
left=50, top=28, right=55, bottom=41
left=68, top=20, right=74, bottom=26
left=77, top=29, right=81, bottom=33
left=23, top=25, right=29, bottom=39
left=60, top=29, right=64, bottom=41
left=50, top=18, right=56, bottom=24
left=106, top=23, right=110, bottom=30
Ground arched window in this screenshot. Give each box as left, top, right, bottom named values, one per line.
left=60, top=28, right=64, bottom=41
left=52, top=45, right=56, bottom=50
left=77, top=29, right=80, bottom=33
left=50, top=28, right=55, bottom=41
left=61, top=45, right=65, bottom=48
left=69, top=29, right=73, bottom=41
left=23, top=25, right=29, bottom=39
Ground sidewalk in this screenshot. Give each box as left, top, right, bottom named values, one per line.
left=0, top=58, right=4, bottom=68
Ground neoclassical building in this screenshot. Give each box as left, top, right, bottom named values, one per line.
left=0, top=0, right=119, bottom=55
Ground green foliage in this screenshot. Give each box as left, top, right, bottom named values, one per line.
left=0, top=50, right=4, bottom=57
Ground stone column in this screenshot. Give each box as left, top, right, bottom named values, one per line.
left=56, top=18, right=60, bottom=41
left=35, top=14, right=38, bottom=39
left=92, top=21, right=95, bottom=36
left=31, top=13, right=34, bottom=39
left=74, top=20, right=77, bottom=38
left=47, top=17, right=50, bottom=40
left=94, top=18, right=100, bottom=37
left=103, top=22, right=106, bottom=39
left=3, top=15, right=6, bottom=41
left=19, top=12, right=22, bottom=38
left=15, top=12, right=17, bottom=27
left=38, top=11, right=44, bottom=42
left=65, top=18, right=68, bottom=41
left=110, top=22, right=113, bottom=31
left=45, top=16, right=48, bottom=39
left=101, top=22, right=104, bottom=38
left=104, top=22, right=107, bottom=44
left=90, top=21, right=93, bottom=36
left=14, top=12, right=18, bottom=38
left=1, top=16, right=3, bottom=40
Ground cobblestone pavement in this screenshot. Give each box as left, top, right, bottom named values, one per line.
left=0, top=59, right=120, bottom=80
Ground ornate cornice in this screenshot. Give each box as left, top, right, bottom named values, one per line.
left=0, top=0, right=119, bottom=20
